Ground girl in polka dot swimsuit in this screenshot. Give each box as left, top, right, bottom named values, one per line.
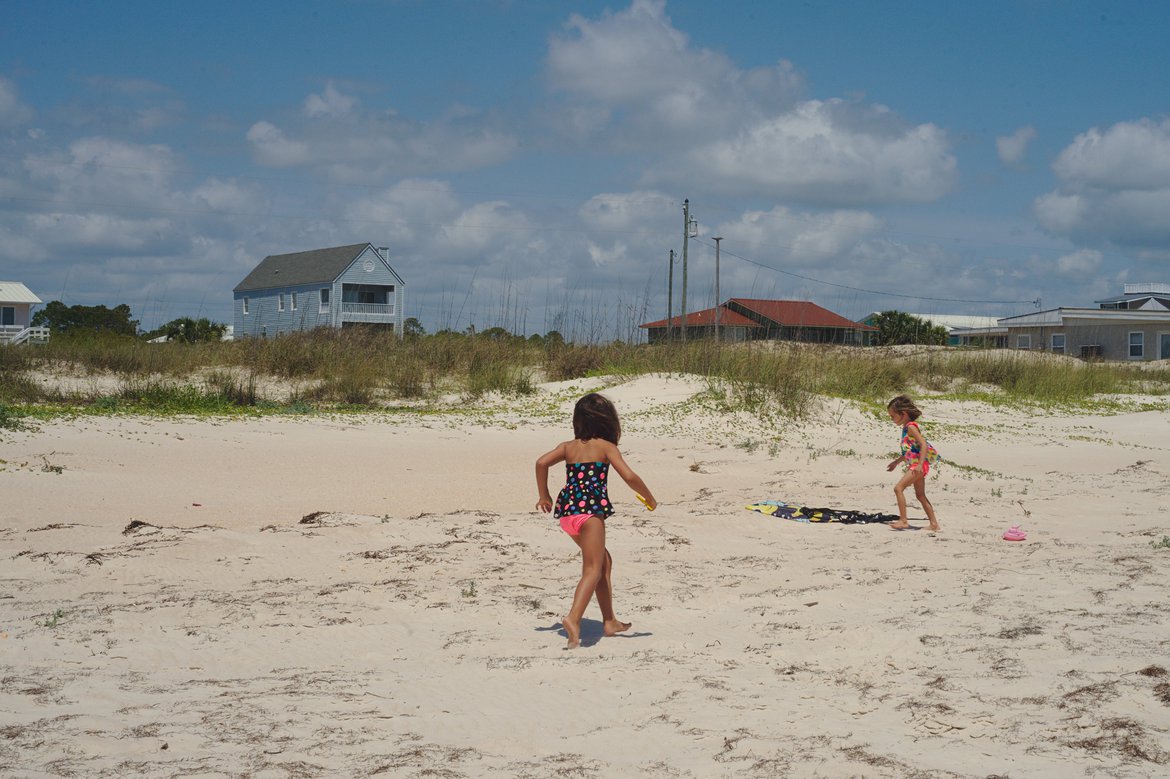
left=536, top=393, right=657, bottom=649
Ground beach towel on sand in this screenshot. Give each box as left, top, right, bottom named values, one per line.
left=745, top=500, right=900, bottom=525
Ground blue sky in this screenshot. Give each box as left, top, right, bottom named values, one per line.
left=3, top=0, right=1169, bottom=337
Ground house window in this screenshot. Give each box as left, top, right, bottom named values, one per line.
left=320, top=288, right=330, bottom=312
left=1, top=306, right=14, bottom=326
left=278, top=293, right=285, bottom=312
left=1016, top=334, right=1031, bottom=350
left=1129, top=331, right=1144, bottom=358
left=291, top=292, right=297, bottom=311
left=242, top=297, right=249, bottom=315
left=1051, top=333, right=1065, bottom=354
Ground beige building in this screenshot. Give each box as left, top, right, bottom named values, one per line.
left=998, top=307, right=1170, bottom=360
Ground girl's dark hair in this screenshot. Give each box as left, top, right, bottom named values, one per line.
left=887, top=395, right=921, bottom=421
left=573, top=393, right=621, bottom=444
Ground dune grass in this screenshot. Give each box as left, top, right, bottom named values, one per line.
left=1, top=330, right=1167, bottom=419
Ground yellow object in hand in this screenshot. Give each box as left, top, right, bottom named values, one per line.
left=635, top=493, right=654, bottom=511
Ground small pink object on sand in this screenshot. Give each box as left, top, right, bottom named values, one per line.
left=1003, top=525, right=1027, bottom=542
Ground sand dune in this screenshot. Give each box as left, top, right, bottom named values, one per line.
left=2, top=375, right=1168, bottom=776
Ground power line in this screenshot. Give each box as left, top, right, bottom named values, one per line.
left=696, top=238, right=1038, bottom=306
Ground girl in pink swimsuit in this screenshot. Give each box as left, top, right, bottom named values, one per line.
left=535, top=393, right=657, bottom=648
left=886, top=395, right=941, bottom=532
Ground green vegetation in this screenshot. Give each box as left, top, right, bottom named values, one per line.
left=870, top=310, right=949, bottom=346
left=2, top=329, right=1168, bottom=420
left=0, top=403, right=29, bottom=431
left=146, top=317, right=228, bottom=344
left=41, top=608, right=66, bottom=628
left=32, top=300, right=139, bottom=336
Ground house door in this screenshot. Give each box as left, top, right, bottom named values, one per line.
left=1160, top=332, right=1170, bottom=360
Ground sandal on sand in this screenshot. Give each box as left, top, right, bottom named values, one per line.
left=1002, top=525, right=1027, bottom=542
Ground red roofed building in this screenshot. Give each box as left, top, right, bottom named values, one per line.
left=640, top=298, right=874, bottom=345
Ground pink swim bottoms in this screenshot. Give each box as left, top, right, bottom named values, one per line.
left=909, top=461, right=931, bottom=477
left=559, top=513, right=598, bottom=536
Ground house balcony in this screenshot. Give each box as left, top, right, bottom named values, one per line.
left=340, top=302, right=396, bottom=322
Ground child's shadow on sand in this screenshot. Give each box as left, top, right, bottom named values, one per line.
left=535, top=619, right=652, bottom=648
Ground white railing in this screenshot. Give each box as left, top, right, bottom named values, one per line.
left=340, top=302, right=395, bottom=318
left=0, top=325, right=50, bottom=344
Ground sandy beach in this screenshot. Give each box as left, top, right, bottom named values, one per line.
left=2, top=374, right=1169, bottom=777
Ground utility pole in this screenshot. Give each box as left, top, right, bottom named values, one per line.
left=713, top=236, right=722, bottom=343
left=666, top=249, right=675, bottom=342
left=681, top=199, right=689, bottom=343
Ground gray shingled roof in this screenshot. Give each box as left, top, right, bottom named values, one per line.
left=233, top=243, right=372, bottom=292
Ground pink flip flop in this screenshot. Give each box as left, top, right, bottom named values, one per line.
left=1002, top=525, right=1027, bottom=542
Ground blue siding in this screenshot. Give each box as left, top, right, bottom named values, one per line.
left=234, top=283, right=335, bottom=338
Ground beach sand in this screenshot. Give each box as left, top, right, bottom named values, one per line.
left=2, top=375, right=1169, bottom=776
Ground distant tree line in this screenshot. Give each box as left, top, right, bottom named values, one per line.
left=32, top=301, right=227, bottom=343
left=32, top=301, right=139, bottom=336
left=407, top=317, right=566, bottom=346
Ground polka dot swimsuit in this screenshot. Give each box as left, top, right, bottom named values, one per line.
left=553, top=462, right=614, bottom=519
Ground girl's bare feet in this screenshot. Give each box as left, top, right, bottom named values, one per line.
left=603, top=619, right=631, bottom=636
left=928, top=522, right=941, bottom=532
left=561, top=616, right=580, bottom=649
left=888, top=521, right=910, bottom=530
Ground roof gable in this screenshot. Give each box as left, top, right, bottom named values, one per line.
left=234, top=243, right=387, bottom=292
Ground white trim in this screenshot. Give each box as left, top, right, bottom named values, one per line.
left=291, top=292, right=297, bottom=311
left=319, top=287, right=330, bottom=313
left=242, top=297, right=249, bottom=315
left=1128, top=330, right=1144, bottom=359
left=1000, top=307, right=1170, bottom=326
left=278, top=293, right=285, bottom=312
left=1051, top=333, right=1065, bottom=354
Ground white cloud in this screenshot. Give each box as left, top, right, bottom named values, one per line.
left=665, top=100, right=955, bottom=205
left=24, top=136, right=179, bottom=208
left=1053, top=118, right=1170, bottom=190
left=435, top=201, right=534, bottom=256
left=246, top=120, right=311, bottom=166
left=1055, top=248, right=1102, bottom=274
left=26, top=212, right=173, bottom=251
left=578, top=191, right=676, bottom=232
left=186, top=177, right=264, bottom=215
left=549, top=0, right=691, bottom=102
left=1033, top=191, right=1086, bottom=234
left=1035, top=118, right=1170, bottom=256
left=246, top=85, right=518, bottom=180
left=0, top=225, right=48, bottom=262
left=546, top=0, right=802, bottom=144
left=0, top=76, right=34, bottom=126
left=715, top=206, right=882, bottom=266
left=996, top=125, right=1036, bottom=166
left=304, top=82, right=358, bottom=119
left=546, top=3, right=954, bottom=205
left=346, top=179, right=461, bottom=245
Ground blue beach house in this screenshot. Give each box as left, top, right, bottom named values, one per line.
left=233, top=243, right=405, bottom=338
